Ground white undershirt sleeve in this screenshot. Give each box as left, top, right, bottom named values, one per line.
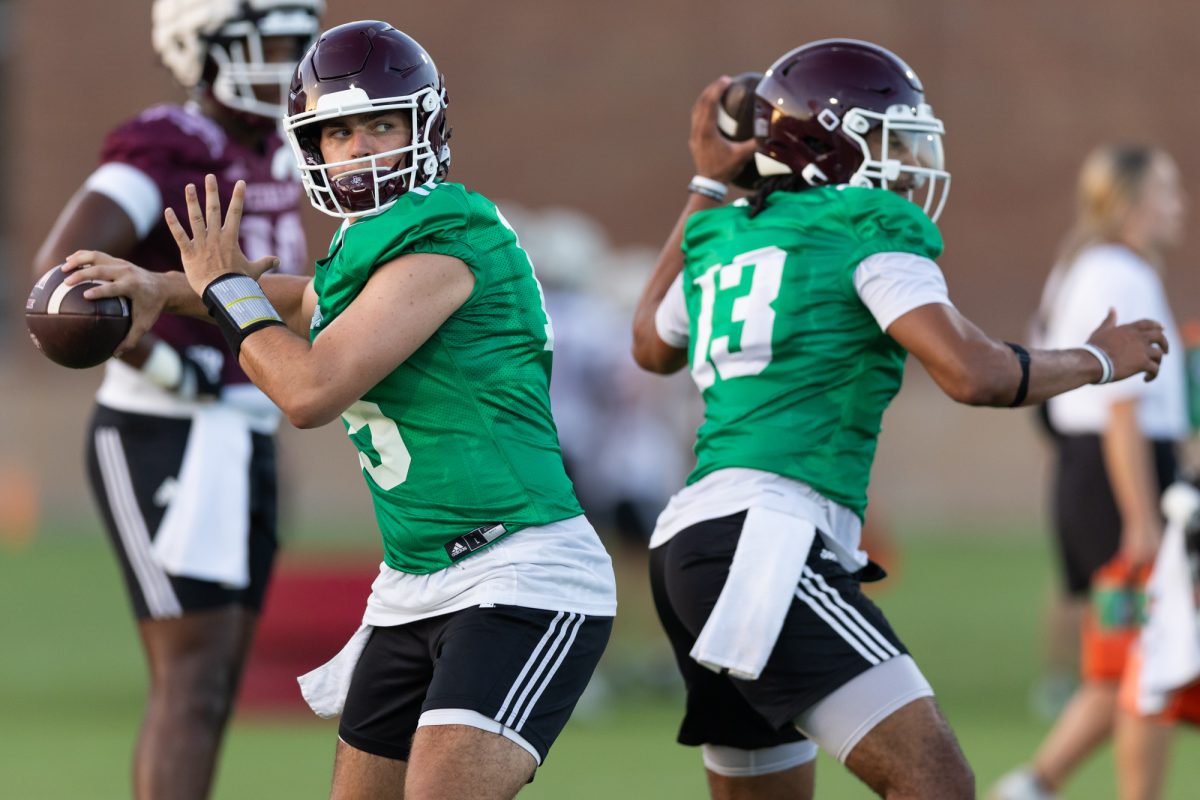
left=853, top=252, right=954, bottom=332
left=654, top=273, right=690, bottom=349
left=83, top=162, right=163, bottom=240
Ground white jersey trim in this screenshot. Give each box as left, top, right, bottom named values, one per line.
left=84, top=162, right=163, bottom=239
left=654, top=251, right=952, bottom=348
left=655, top=274, right=690, bottom=348
left=853, top=251, right=954, bottom=332
left=650, top=467, right=868, bottom=572
left=362, top=515, right=617, bottom=627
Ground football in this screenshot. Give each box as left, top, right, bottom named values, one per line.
left=717, top=71, right=764, bottom=190
left=26, top=264, right=131, bottom=369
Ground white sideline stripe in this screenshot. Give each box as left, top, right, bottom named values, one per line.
left=504, top=613, right=579, bottom=729
left=797, top=572, right=892, bottom=662
left=804, top=569, right=900, bottom=658
left=495, top=610, right=565, bottom=724
left=95, top=428, right=182, bottom=619
left=793, top=585, right=881, bottom=666
left=515, top=613, right=585, bottom=731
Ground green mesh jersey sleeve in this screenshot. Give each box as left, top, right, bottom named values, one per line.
left=840, top=187, right=944, bottom=270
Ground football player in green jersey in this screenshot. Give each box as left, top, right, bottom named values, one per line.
left=632, top=40, right=1169, bottom=800
left=61, top=21, right=616, bottom=800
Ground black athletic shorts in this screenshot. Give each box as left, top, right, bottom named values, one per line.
left=339, top=604, right=613, bottom=765
left=85, top=403, right=278, bottom=620
left=1051, top=434, right=1177, bottom=596
left=650, top=511, right=907, bottom=749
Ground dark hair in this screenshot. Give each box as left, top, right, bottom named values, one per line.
left=747, top=174, right=814, bottom=217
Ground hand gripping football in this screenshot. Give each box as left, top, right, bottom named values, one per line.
left=26, top=264, right=131, bottom=369
left=717, top=71, right=764, bottom=190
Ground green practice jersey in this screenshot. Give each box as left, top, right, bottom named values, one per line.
left=680, top=186, right=944, bottom=517
left=310, top=182, right=582, bottom=573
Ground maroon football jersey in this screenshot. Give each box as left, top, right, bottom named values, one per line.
left=99, top=103, right=307, bottom=386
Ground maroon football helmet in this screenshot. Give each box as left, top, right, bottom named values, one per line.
left=284, top=21, right=450, bottom=218
left=753, top=39, right=949, bottom=220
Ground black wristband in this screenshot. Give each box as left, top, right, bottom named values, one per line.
left=202, top=273, right=285, bottom=359
left=1005, top=342, right=1031, bottom=407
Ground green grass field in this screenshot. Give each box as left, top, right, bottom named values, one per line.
left=3, top=525, right=1199, bottom=798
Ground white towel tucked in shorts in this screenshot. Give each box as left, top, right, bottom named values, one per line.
left=151, top=404, right=252, bottom=588
left=691, top=507, right=815, bottom=680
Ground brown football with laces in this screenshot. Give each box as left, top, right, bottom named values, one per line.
left=25, top=264, right=131, bottom=369
left=717, top=71, right=764, bottom=190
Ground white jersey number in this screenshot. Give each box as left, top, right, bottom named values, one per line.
left=691, top=246, right=786, bottom=390
left=343, top=400, right=411, bottom=490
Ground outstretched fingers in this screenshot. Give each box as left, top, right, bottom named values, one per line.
left=204, top=174, right=224, bottom=235
left=164, top=206, right=193, bottom=254
left=223, top=179, right=247, bottom=238
left=185, top=182, right=206, bottom=240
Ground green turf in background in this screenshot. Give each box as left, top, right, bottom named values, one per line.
left=3, top=527, right=1198, bottom=798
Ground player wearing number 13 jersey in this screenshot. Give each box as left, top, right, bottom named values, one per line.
left=677, top=186, right=941, bottom=516
left=632, top=40, right=1170, bottom=800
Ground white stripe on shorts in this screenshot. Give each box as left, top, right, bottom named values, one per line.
left=495, top=611, right=583, bottom=731
left=803, top=568, right=900, bottom=659
left=793, top=582, right=880, bottom=665
left=515, top=613, right=585, bottom=731
left=495, top=611, right=565, bottom=723
left=95, top=427, right=182, bottom=619
left=795, top=569, right=895, bottom=665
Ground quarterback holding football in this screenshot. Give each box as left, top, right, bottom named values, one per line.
left=632, top=39, right=1169, bottom=800
left=64, top=20, right=616, bottom=800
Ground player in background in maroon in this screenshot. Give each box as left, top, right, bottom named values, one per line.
left=32, top=2, right=321, bottom=798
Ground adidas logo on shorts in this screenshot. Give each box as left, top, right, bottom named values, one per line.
left=449, top=542, right=468, bottom=558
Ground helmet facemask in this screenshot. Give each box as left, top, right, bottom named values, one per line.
left=208, top=9, right=320, bottom=119
left=286, top=86, right=449, bottom=219
left=841, top=104, right=950, bottom=222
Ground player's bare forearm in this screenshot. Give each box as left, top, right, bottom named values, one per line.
left=259, top=274, right=316, bottom=337
left=631, top=193, right=713, bottom=374
left=240, top=253, right=473, bottom=430
left=236, top=325, right=333, bottom=428
left=890, top=304, right=1166, bottom=407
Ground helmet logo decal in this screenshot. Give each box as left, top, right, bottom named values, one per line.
left=817, top=108, right=840, bottom=132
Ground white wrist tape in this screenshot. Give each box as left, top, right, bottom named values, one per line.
left=1080, top=343, right=1114, bottom=384
left=688, top=174, right=728, bottom=202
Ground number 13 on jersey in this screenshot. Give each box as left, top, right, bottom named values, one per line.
left=691, top=246, right=786, bottom=390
